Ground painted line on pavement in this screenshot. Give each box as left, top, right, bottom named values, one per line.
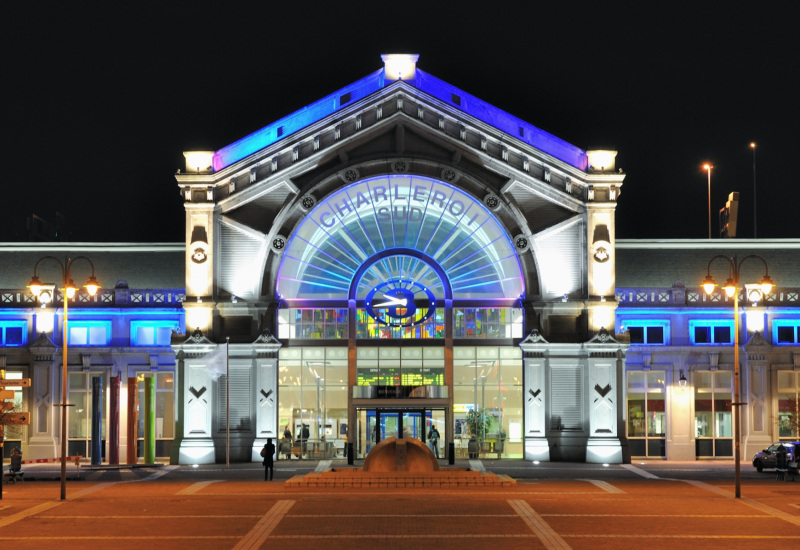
left=67, top=482, right=117, bottom=500
left=140, top=464, right=178, bottom=481
left=508, top=499, right=572, bottom=550
left=566, top=534, right=800, bottom=540
left=683, top=479, right=800, bottom=528
left=740, top=498, right=800, bottom=528
left=176, top=480, right=223, bottom=495
left=681, top=479, right=732, bottom=497
left=270, top=534, right=537, bottom=539
left=291, top=513, right=516, bottom=518
left=469, top=459, right=485, bottom=472
left=233, top=499, right=295, bottom=550
left=39, top=514, right=261, bottom=519
left=577, top=479, right=625, bottom=493
left=3, top=534, right=239, bottom=548
left=620, top=464, right=660, bottom=479
left=541, top=513, right=773, bottom=518
left=0, top=501, right=62, bottom=528
left=315, top=460, right=331, bottom=472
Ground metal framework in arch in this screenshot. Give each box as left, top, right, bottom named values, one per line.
left=276, top=174, right=524, bottom=302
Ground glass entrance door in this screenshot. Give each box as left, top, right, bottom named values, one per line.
left=356, top=408, right=445, bottom=459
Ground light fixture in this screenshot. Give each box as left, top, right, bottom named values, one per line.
left=723, top=278, right=736, bottom=298
left=65, top=279, right=78, bottom=299
left=760, top=275, right=774, bottom=296
left=701, top=254, right=775, bottom=499
left=702, top=275, right=716, bottom=295
left=85, top=275, right=100, bottom=296
left=27, top=255, right=100, bottom=501
left=679, top=371, right=687, bottom=389
left=27, top=275, right=43, bottom=296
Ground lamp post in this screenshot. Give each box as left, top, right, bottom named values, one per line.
left=703, top=163, right=713, bottom=239
left=27, top=256, right=100, bottom=500
left=750, top=143, right=757, bottom=238
left=702, top=255, right=773, bottom=499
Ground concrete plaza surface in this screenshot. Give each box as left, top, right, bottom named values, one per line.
left=2, top=459, right=799, bottom=549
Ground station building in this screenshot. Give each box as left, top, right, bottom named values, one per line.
left=2, top=55, right=799, bottom=465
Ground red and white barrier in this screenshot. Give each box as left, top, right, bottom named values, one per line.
left=21, top=455, right=83, bottom=465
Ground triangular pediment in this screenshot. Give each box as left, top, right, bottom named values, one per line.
left=218, top=90, right=581, bottom=241
left=177, top=56, right=623, bottom=303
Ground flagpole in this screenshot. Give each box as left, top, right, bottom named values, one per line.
left=225, top=336, right=230, bottom=468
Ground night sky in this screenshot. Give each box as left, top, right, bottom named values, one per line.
left=3, top=3, right=796, bottom=242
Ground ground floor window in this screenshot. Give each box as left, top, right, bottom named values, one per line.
left=694, top=370, right=733, bottom=457
left=627, top=370, right=666, bottom=458
left=1, top=371, right=25, bottom=458
left=452, top=346, right=523, bottom=458
left=67, top=371, right=106, bottom=459
left=278, top=347, right=349, bottom=458
left=778, top=371, right=800, bottom=438
left=136, top=372, right=175, bottom=457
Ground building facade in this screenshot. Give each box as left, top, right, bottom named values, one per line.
left=3, top=55, right=798, bottom=466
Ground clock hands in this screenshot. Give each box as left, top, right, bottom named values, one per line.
left=372, top=293, right=408, bottom=308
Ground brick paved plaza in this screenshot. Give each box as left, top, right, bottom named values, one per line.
left=2, top=460, right=798, bottom=549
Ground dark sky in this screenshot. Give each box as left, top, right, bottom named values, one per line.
left=3, top=3, right=796, bottom=242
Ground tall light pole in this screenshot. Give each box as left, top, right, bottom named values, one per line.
left=750, top=143, right=757, bottom=238
left=28, top=256, right=100, bottom=500
left=703, top=163, right=713, bottom=239
left=702, top=255, right=773, bottom=499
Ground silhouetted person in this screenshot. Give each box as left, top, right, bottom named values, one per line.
left=301, top=424, right=310, bottom=457
left=428, top=425, right=440, bottom=458
left=262, top=438, right=275, bottom=481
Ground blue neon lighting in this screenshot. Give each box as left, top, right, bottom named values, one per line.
left=773, top=319, right=800, bottom=345
left=0, top=320, right=27, bottom=347
left=68, top=321, right=112, bottom=346
left=212, top=67, right=588, bottom=171
left=688, top=319, right=734, bottom=345
left=131, top=320, right=182, bottom=346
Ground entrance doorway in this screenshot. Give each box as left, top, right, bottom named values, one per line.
left=356, top=407, right=446, bottom=459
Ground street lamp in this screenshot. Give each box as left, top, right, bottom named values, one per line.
left=703, top=163, right=713, bottom=239
left=702, top=254, right=773, bottom=499
left=750, top=143, right=757, bottom=238
left=27, top=256, right=100, bottom=500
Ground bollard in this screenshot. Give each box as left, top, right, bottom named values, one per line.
left=347, top=442, right=354, bottom=465
left=448, top=442, right=455, bottom=465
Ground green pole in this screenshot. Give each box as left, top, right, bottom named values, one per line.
left=144, top=376, right=155, bottom=463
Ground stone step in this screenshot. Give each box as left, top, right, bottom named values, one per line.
left=284, top=468, right=516, bottom=489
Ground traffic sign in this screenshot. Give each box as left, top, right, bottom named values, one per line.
left=0, top=401, right=14, bottom=411
left=1, top=412, right=30, bottom=425
left=0, top=379, right=31, bottom=388
left=0, top=389, right=15, bottom=400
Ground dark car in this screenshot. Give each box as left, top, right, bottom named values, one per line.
left=752, top=441, right=800, bottom=472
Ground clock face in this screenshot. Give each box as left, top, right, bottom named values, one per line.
left=365, top=280, right=437, bottom=327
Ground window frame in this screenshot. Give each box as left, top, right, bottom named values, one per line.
left=0, top=320, right=27, bottom=346
left=622, top=320, right=669, bottom=345
left=130, top=320, right=177, bottom=346
left=773, top=319, right=800, bottom=345
left=68, top=321, right=111, bottom=346
left=689, top=319, right=734, bottom=345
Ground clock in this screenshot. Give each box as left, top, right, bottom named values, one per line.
left=365, top=280, right=437, bottom=327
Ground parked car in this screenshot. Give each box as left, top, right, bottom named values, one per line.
left=752, top=441, right=800, bottom=472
